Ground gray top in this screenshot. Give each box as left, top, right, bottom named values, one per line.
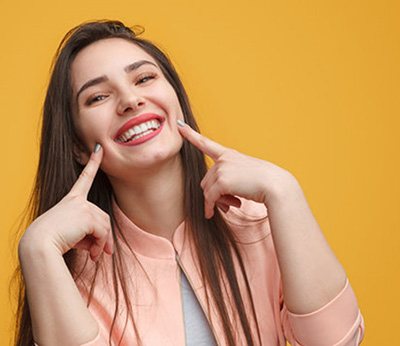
left=180, top=271, right=217, bottom=346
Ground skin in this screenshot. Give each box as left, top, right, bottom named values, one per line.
left=19, top=38, right=347, bottom=345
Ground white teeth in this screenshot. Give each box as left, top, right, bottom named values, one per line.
left=127, top=128, right=135, bottom=139
left=116, top=119, right=161, bottom=143
left=134, top=129, right=153, bottom=139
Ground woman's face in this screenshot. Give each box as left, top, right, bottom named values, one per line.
left=70, top=38, right=185, bottom=178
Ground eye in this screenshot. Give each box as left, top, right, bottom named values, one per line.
left=86, top=94, right=108, bottom=106
left=136, top=72, right=157, bottom=85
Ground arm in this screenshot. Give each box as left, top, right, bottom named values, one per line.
left=176, top=121, right=364, bottom=345
left=177, top=120, right=350, bottom=313
left=19, top=239, right=99, bottom=346
left=265, top=176, right=347, bottom=314
left=19, top=145, right=112, bottom=345
left=268, top=177, right=365, bottom=345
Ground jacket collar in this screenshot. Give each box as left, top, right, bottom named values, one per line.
left=112, top=198, right=186, bottom=260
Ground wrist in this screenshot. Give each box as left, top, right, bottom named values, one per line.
left=263, top=171, right=302, bottom=206
left=18, top=231, right=62, bottom=264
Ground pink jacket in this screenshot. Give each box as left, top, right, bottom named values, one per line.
left=74, top=198, right=365, bottom=345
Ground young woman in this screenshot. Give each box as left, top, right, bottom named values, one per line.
left=14, top=20, right=365, bottom=346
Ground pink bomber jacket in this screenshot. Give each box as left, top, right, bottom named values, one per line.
left=73, top=198, right=365, bottom=345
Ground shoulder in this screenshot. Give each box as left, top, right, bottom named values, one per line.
left=219, top=196, right=271, bottom=244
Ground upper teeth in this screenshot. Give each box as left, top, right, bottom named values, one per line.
left=116, top=119, right=161, bottom=142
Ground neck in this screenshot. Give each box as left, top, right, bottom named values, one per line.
left=109, top=155, right=185, bottom=242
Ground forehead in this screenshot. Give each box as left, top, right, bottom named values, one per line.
left=71, top=38, right=158, bottom=90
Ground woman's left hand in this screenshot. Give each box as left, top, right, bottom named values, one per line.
left=177, top=120, right=299, bottom=219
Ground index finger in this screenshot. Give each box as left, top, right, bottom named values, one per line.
left=177, top=120, right=226, bottom=161
left=69, top=144, right=103, bottom=198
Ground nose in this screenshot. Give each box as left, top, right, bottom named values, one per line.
left=116, top=89, right=145, bottom=116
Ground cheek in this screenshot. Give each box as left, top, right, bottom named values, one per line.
left=150, top=83, right=182, bottom=113
left=76, top=115, right=107, bottom=147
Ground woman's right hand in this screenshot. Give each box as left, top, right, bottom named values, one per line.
left=19, top=144, right=113, bottom=262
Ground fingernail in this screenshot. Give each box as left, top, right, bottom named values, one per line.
left=177, top=119, right=185, bottom=127
left=94, top=143, right=101, bottom=153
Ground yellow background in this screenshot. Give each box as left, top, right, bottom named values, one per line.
left=1, top=0, right=398, bottom=345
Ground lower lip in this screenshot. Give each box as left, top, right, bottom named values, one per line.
left=116, top=122, right=164, bottom=146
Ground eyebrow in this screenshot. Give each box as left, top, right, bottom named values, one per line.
left=76, top=60, right=158, bottom=102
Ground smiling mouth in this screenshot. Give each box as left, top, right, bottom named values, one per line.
left=115, top=119, right=162, bottom=143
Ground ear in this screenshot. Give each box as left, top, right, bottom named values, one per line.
left=73, top=143, right=90, bottom=166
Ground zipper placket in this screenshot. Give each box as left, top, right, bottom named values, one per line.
left=176, top=252, right=188, bottom=346
left=175, top=251, right=221, bottom=346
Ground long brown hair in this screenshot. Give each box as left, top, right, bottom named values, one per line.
left=12, top=20, right=261, bottom=346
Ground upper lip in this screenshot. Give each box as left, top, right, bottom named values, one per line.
left=114, top=113, right=165, bottom=140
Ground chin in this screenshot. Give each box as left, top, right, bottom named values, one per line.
left=151, top=147, right=182, bottom=166
left=130, top=148, right=182, bottom=170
